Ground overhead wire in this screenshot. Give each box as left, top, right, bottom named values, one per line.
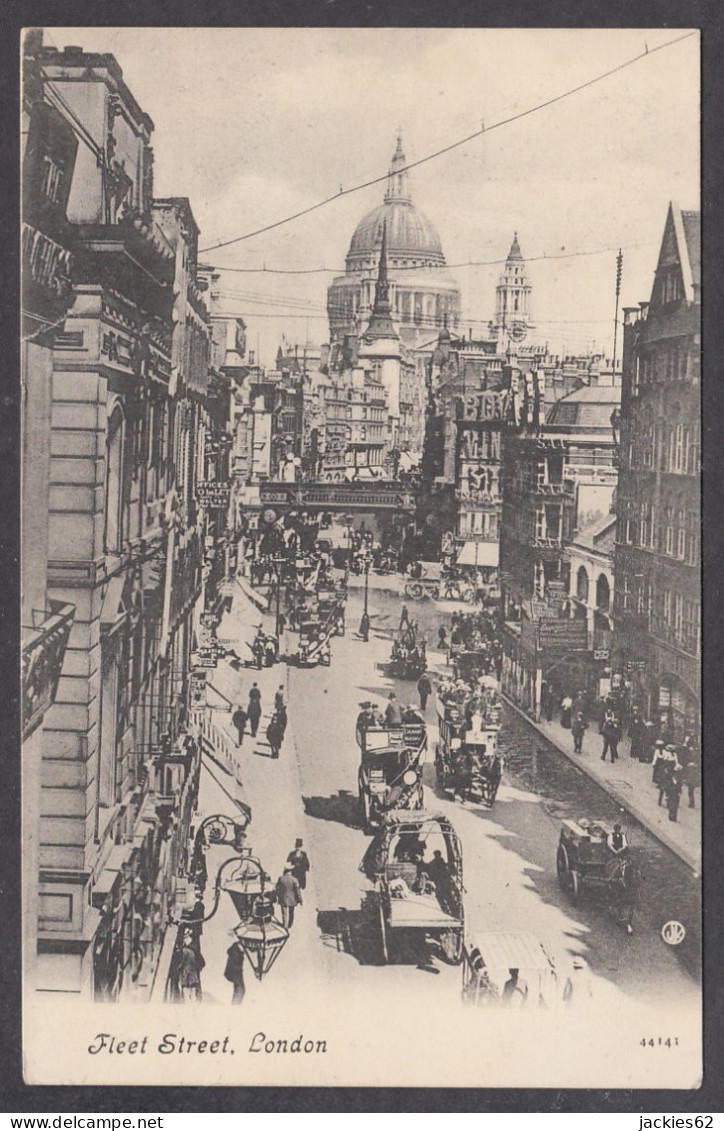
left=199, top=31, right=696, bottom=255
left=213, top=241, right=653, bottom=276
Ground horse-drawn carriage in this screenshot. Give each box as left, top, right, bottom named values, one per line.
left=435, top=691, right=503, bottom=807
left=356, top=711, right=427, bottom=831
left=390, top=622, right=427, bottom=680
left=360, top=810, right=465, bottom=965
left=557, top=818, right=637, bottom=930
left=296, top=615, right=332, bottom=667
left=316, top=583, right=346, bottom=637
left=404, top=562, right=474, bottom=603
left=461, top=932, right=561, bottom=1008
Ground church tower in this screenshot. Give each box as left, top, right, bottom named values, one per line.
left=359, top=220, right=403, bottom=425
left=492, top=233, right=533, bottom=342
left=364, top=221, right=397, bottom=341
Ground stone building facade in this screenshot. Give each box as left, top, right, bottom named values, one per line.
left=27, top=43, right=212, bottom=999
left=613, top=203, right=701, bottom=735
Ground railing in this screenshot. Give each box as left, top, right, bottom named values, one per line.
left=22, top=223, right=72, bottom=298
left=22, top=600, right=75, bottom=738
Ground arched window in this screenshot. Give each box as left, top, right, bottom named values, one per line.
left=596, top=573, right=611, bottom=611
left=576, top=565, right=590, bottom=602
left=105, top=406, right=125, bottom=553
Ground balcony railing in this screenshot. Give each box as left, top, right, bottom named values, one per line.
left=22, top=600, right=75, bottom=738
left=22, top=223, right=73, bottom=299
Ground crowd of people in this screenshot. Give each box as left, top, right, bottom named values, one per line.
left=540, top=680, right=700, bottom=823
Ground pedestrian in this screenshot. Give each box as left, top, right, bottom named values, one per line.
left=417, top=672, right=432, bottom=712
left=681, top=756, right=699, bottom=809
left=572, top=712, right=588, bottom=754
left=276, top=864, right=303, bottom=928
left=359, top=610, right=370, bottom=642
left=385, top=692, right=404, bottom=727
left=600, top=714, right=621, bottom=763
left=502, top=967, right=529, bottom=1007
left=400, top=604, right=410, bottom=630
left=224, top=941, right=246, bottom=1005
left=544, top=684, right=555, bottom=723
left=274, top=685, right=285, bottom=712
left=560, top=694, right=573, bottom=729
left=176, top=930, right=203, bottom=1002
left=628, top=708, right=645, bottom=760
left=231, top=704, right=247, bottom=747
left=247, top=683, right=262, bottom=737
left=657, top=749, right=677, bottom=807
left=651, top=740, right=666, bottom=786
left=276, top=703, right=288, bottom=741
left=665, top=769, right=682, bottom=823
left=266, top=714, right=282, bottom=759
left=286, top=838, right=310, bottom=890
left=437, top=625, right=448, bottom=651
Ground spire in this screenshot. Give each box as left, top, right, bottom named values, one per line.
left=384, top=131, right=412, bottom=204
left=365, top=221, right=398, bottom=340
left=508, top=231, right=523, bottom=261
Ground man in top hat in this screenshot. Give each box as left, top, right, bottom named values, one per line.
left=286, top=839, right=310, bottom=890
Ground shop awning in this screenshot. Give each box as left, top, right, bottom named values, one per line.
left=457, top=540, right=499, bottom=568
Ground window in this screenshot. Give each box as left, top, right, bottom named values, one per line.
left=640, top=503, right=650, bottom=548
left=666, top=525, right=674, bottom=555
left=41, top=154, right=63, bottom=203
left=576, top=566, right=590, bottom=602
left=677, top=528, right=686, bottom=559
left=674, top=593, right=683, bottom=640
left=687, top=423, right=700, bottom=475
left=663, top=589, right=672, bottom=626
left=104, top=407, right=125, bottom=553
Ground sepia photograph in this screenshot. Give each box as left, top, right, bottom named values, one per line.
left=19, top=25, right=701, bottom=1089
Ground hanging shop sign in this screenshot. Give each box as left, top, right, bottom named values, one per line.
left=593, top=649, right=611, bottom=662
left=189, top=672, right=207, bottom=709
left=196, top=480, right=231, bottom=508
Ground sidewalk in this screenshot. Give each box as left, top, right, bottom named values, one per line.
left=502, top=695, right=701, bottom=873
left=191, top=585, right=324, bottom=1007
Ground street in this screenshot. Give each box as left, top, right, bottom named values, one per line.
left=194, top=582, right=700, bottom=1012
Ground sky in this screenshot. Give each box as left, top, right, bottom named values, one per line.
left=48, top=27, right=700, bottom=366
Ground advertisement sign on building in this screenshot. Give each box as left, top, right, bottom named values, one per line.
left=196, top=480, right=231, bottom=508
left=537, top=618, right=589, bottom=651
left=189, top=672, right=207, bottom=709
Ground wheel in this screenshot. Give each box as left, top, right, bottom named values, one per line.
left=405, top=582, right=424, bottom=600
left=378, top=897, right=389, bottom=964
left=556, top=844, right=570, bottom=891
left=570, top=870, right=583, bottom=905
left=361, top=789, right=371, bottom=831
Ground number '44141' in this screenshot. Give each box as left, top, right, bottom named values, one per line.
left=640, top=1037, right=679, bottom=1047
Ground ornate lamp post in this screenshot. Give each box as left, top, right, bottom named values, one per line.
left=181, top=814, right=289, bottom=982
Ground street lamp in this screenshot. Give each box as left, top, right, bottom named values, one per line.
left=222, top=852, right=289, bottom=981
left=182, top=818, right=289, bottom=982
left=359, top=551, right=371, bottom=642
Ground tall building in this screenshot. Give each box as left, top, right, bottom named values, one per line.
left=612, top=203, right=701, bottom=736
left=21, top=30, right=79, bottom=993
left=499, top=371, right=620, bottom=715
left=26, top=42, right=212, bottom=1000
left=327, top=135, right=461, bottom=350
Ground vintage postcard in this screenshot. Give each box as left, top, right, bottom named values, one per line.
left=21, top=26, right=701, bottom=1088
